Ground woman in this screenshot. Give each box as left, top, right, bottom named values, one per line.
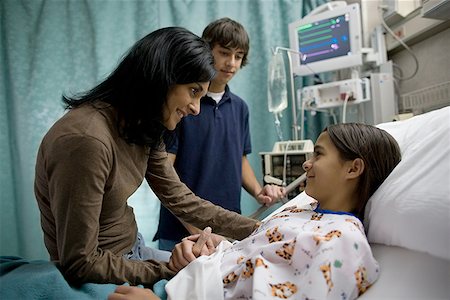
left=146, top=123, right=401, bottom=299
left=34, top=27, right=259, bottom=288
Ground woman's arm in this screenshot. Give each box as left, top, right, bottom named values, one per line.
left=146, top=149, right=259, bottom=240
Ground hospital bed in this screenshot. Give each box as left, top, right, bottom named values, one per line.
left=1, top=106, right=449, bottom=299
left=335, top=105, right=449, bottom=299
left=316, top=106, right=449, bottom=299
left=165, top=105, right=450, bottom=299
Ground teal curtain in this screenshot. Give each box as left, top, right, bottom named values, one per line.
left=1, top=0, right=327, bottom=260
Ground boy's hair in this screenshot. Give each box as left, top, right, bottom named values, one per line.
left=62, top=27, right=215, bottom=148
left=325, top=123, right=401, bottom=221
left=202, top=17, right=250, bottom=67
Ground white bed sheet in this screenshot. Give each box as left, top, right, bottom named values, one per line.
left=259, top=193, right=450, bottom=299
left=360, top=243, right=450, bottom=300
left=366, top=106, right=450, bottom=261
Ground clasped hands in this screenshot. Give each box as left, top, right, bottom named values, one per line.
left=168, top=227, right=224, bottom=272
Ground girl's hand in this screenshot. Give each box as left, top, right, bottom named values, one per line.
left=168, top=227, right=215, bottom=272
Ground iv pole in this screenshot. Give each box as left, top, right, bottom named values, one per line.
left=249, top=47, right=309, bottom=219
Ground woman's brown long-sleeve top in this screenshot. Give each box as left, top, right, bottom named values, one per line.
left=34, top=102, right=258, bottom=287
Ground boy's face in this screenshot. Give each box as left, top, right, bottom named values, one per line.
left=210, top=44, right=245, bottom=88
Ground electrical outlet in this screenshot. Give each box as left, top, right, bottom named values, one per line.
left=394, top=26, right=406, bottom=38
left=385, top=14, right=445, bottom=51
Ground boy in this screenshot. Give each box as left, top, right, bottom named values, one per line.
left=155, top=18, right=285, bottom=250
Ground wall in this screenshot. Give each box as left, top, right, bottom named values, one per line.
left=389, top=27, right=450, bottom=113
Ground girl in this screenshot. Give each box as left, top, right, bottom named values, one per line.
left=164, top=123, right=402, bottom=299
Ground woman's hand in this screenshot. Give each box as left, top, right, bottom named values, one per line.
left=168, top=227, right=216, bottom=272
left=108, top=285, right=160, bottom=300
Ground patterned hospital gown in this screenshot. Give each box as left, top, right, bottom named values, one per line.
left=220, top=204, right=379, bottom=300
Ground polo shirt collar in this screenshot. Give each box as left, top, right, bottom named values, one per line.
left=204, top=85, right=231, bottom=106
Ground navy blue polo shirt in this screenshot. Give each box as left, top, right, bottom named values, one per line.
left=155, top=85, right=252, bottom=242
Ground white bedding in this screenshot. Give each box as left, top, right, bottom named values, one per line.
left=359, top=244, right=450, bottom=299
left=366, top=106, right=450, bottom=260
left=166, top=193, right=378, bottom=300
left=166, top=241, right=450, bottom=300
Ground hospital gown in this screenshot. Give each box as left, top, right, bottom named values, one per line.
left=166, top=201, right=379, bottom=300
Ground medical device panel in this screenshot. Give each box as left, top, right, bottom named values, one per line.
left=288, top=3, right=363, bottom=76
left=260, top=140, right=314, bottom=199
left=302, top=77, right=370, bottom=109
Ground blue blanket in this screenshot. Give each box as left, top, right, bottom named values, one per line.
left=0, top=256, right=117, bottom=299
left=0, top=256, right=168, bottom=300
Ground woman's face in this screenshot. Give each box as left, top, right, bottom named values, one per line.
left=162, top=82, right=209, bottom=130
left=302, top=132, right=348, bottom=207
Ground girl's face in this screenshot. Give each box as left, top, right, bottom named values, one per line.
left=162, top=82, right=209, bottom=130
left=302, top=132, right=349, bottom=208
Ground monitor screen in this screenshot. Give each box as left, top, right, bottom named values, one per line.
left=289, top=3, right=363, bottom=76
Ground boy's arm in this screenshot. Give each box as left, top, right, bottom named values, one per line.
left=242, top=155, right=286, bottom=206
left=241, top=155, right=263, bottom=200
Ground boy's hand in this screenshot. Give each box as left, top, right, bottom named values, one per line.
left=257, top=184, right=286, bottom=206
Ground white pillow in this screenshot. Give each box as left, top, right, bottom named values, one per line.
left=365, top=106, right=450, bottom=260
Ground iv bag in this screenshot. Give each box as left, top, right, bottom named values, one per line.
left=267, top=51, right=288, bottom=114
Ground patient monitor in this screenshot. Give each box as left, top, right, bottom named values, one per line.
left=288, top=2, right=363, bottom=76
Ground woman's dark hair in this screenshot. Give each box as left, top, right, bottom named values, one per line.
left=202, top=17, right=250, bottom=67
left=325, top=123, right=401, bottom=220
left=62, top=27, right=216, bottom=148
